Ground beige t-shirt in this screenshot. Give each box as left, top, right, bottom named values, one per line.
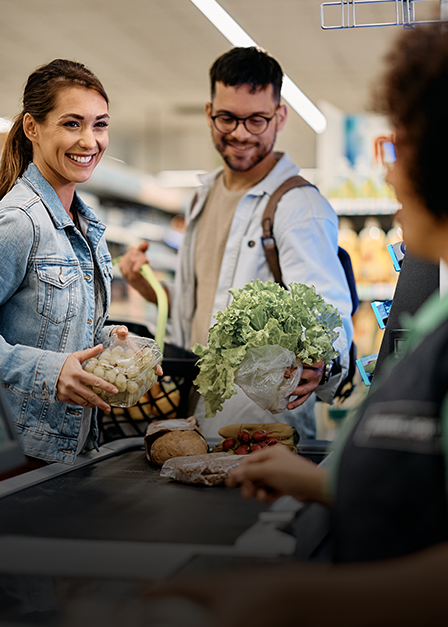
left=190, top=174, right=246, bottom=347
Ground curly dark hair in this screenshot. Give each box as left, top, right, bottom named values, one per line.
left=374, top=25, right=448, bottom=220
left=209, top=47, right=283, bottom=102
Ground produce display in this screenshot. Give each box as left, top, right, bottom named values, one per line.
left=193, top=280, right=342, bottom=417
left=83, top=335, right=162, bottom=407
left=214, top=422, right=299, bottom=454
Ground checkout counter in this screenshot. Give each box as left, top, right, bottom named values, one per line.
left=0, top=426, right=332, bottom=626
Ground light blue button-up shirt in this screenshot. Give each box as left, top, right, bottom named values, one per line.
left=171, top=153, right=354, bottom=440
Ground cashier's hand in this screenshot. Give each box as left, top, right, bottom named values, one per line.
left=226, top=444, right=331, bottom=507
left=286, top=359, right=325, bottom=410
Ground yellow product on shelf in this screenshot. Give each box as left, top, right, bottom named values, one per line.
left=358, top=177, right=382, bottom=199
left=352, top=301, right=384, bottom=359
left=338, top=218, right=362, bottom=282
left=329, top=177, right=359, bottom=199
left=357, top=218, right=390, bottom=283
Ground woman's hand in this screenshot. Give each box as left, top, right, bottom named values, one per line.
left=110, top=324, right=129, bottom=341
left=57, top=344, right=118, bottom=412
left=110, top=324, right=163, bottom=377
left=286, top=359, right=325, bottom=410
left=226, top=444, right=331, bottom=506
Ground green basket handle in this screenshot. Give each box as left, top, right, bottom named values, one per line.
left=112, top=256, right=168, bottom=357
left=140, top=262, right=168, bottom=356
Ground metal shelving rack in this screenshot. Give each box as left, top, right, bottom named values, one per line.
left=321, top=0, right=447, bottom=30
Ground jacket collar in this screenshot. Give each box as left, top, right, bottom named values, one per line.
left=22, top=163, right=100, bottom=229
left=197, top=152, right=299, bottom=198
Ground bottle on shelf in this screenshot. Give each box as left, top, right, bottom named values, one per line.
left=357, top=217, right=391, bottom=283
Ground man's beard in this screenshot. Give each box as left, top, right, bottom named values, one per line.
left=214, top=134, right=276, bottom=172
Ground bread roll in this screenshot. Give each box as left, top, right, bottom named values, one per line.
left=150, top=430, right=208, bottom=466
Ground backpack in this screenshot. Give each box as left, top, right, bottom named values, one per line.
left=261, top=175, right=359, bottom=399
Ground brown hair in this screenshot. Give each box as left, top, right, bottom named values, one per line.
left=0, top=59, right=108, bottom=200
left=373, top=25, right=448, bottom=220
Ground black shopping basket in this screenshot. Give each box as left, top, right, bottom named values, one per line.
left=97, top=320, right=199, bottom=444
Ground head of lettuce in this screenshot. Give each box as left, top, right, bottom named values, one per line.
left=192, top=280, right=342, bottom=418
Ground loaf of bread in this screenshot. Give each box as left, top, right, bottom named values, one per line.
left=160, top=452, right=244, bottom=485
left=150, top=430, right=208, bottom=466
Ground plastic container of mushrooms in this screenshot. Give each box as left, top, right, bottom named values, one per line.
left=83, top=335, right=162, bottom=407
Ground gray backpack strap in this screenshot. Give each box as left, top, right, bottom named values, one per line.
left=261, top=175, right=313, bottom=287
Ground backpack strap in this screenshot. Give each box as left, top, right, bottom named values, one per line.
left=261, top=175, right=316, bottom=287
left=261, top=175, right=359, bottom=399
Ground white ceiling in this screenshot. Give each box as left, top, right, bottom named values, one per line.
left=0, top=0, right=419, bottom=173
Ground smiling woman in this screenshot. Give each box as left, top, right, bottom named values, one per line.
left=22, top=86, right=110, bottom=211
left=0, top=60, right=132, bottom=465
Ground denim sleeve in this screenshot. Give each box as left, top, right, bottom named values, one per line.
left=0, top=207, right=68, bottom=401
left=273, top=186, right=354, bottom=403
left=98, top=324, right=114, bottom=345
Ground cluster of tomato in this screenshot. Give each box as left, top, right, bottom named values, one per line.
left=222, top=429, right=281, bottom=455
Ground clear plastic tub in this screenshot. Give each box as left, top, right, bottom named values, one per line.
left=83, top=335, right=162, bottom=407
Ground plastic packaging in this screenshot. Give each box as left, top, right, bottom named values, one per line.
left=83, top=335, right=162, bottom=407
left=160, top=452, right=245, bottom=486
left=234, top=345, right=303, bottom=414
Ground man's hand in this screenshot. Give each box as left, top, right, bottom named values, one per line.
left=119, top=242, right=157, bottom=303
left=286, top=359, right=325, bottom=410
left=226, top=444, right=331, bottom=506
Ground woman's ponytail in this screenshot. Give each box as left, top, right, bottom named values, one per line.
left=0, top=113, right=33, bottom=200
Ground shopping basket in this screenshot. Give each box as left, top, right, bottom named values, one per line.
left=97, top=262, right=199, bottom=444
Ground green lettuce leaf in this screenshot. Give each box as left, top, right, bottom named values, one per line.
left=193, top=280, right=343, bottom=417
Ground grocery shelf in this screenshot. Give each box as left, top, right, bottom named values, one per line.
left=329, top=197, right=401, bottom=216
left=356, top=282, right=397, bottom=302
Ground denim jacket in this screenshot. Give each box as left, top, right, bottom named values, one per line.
left=0, top=163, right=113, bottom=463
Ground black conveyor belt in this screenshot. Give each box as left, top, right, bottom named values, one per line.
left=0, top=447, right=266, bottom=546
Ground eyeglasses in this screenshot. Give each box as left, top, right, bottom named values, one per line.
left=210, top=107, right=280, bottom=135
left=375, top=135, right=396, bottom=169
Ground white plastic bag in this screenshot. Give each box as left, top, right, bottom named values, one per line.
left=234, top=345, right=303, bottom=414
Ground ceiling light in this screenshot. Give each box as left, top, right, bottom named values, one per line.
left=189, top=0, right=327, bottom=133
left=0, top=118, right=13, bottom=133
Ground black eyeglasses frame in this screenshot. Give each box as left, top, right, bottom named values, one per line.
left=210, top=106, right=280, bottom=136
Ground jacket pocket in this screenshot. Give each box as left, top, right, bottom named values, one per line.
left=36, top=262, right=81, bottom=324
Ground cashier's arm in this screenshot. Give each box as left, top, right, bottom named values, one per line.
left=156, top=541, right=448, bottom=627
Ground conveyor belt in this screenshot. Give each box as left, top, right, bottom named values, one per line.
left=0, top=446, right=266, bottom=546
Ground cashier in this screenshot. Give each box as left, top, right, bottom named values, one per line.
left=160, top=23, right=448, bottom=627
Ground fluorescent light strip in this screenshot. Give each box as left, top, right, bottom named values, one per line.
left=189, top=0, right=327, bottom=133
